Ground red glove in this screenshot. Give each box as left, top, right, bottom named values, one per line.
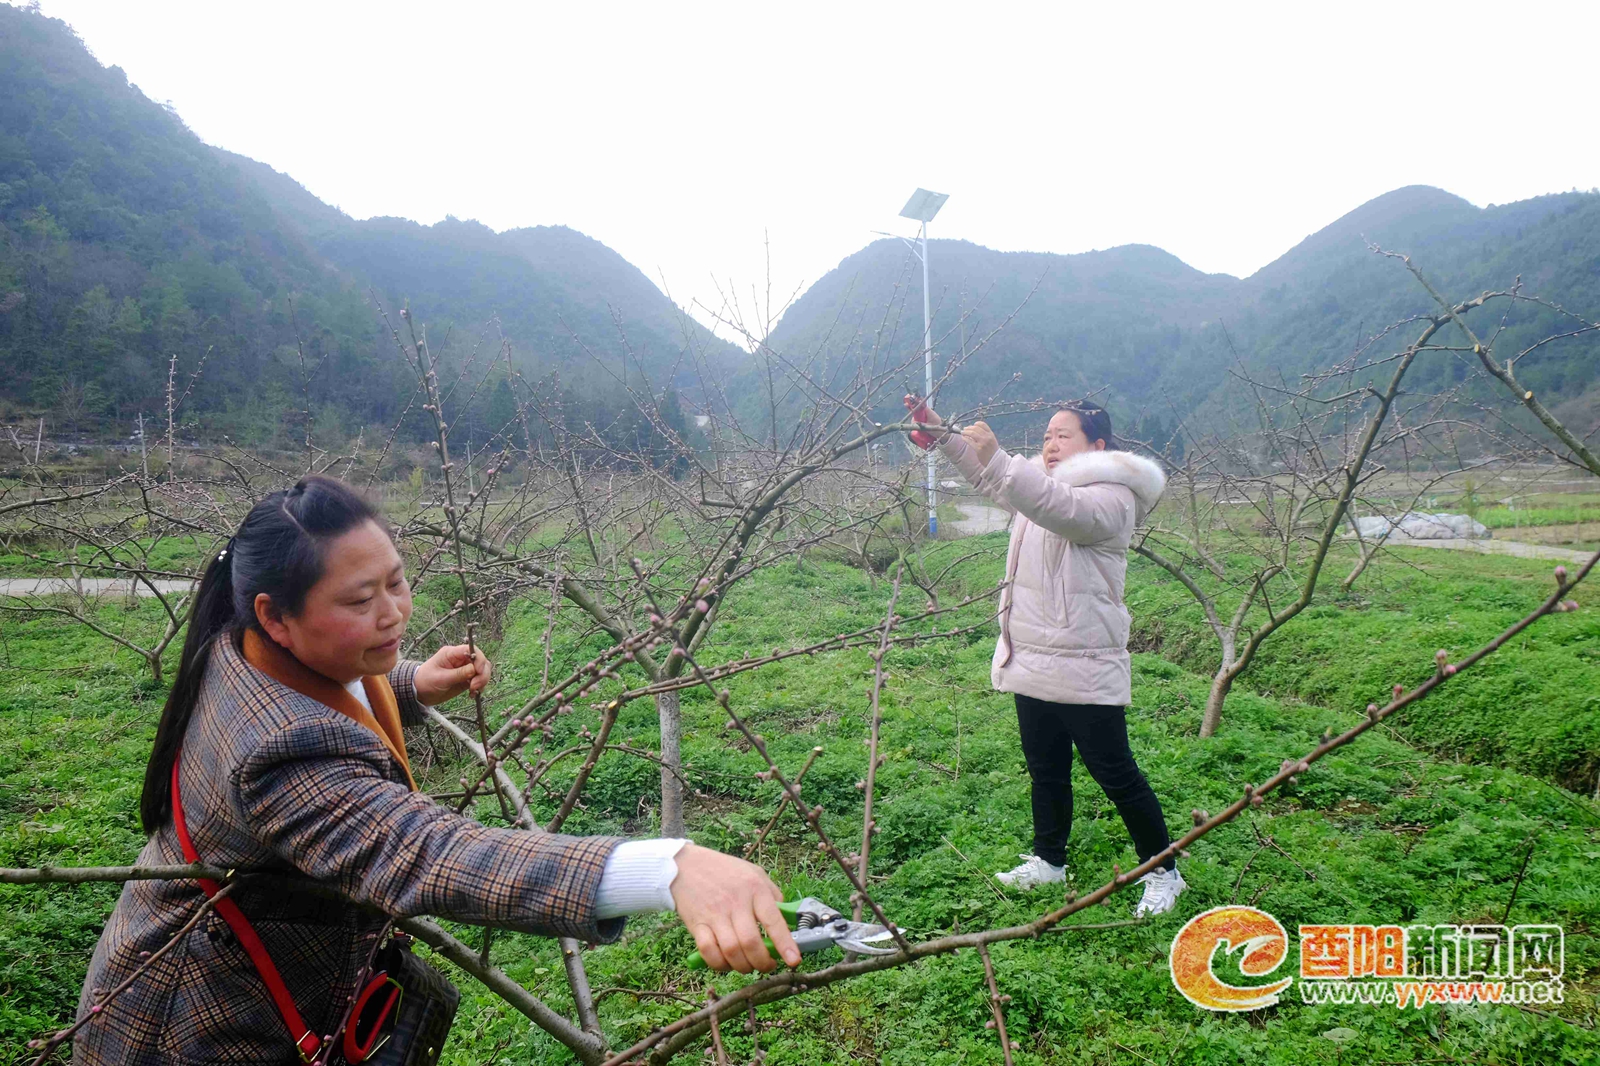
left=904, top=395, right=936, bottom=451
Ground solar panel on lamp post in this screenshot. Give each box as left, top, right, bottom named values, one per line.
left=899, top=188, right=947, bottom=537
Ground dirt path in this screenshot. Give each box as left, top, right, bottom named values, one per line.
left=940, top=505, right=1593, bottom=563
left=4, top=536, right=1585, bottom=594
left=945, top=501, right=1011, bottom=537
left=1382, top=537, right=1595, bottom=563
left=0, top=577, right=196, bottom=598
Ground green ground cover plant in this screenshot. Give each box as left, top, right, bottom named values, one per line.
left=1120, top=544, right=1600, bottom=794
left=2, top=544, right=1597, bottom=1064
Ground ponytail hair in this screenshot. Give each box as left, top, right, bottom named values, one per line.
left=139, top=475, right=381, bottom=834
left=1061, top=403, right=1118, bottom=451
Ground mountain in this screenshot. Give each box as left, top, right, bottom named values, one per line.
left=0, top=3, right=735, bottom=448
left=5, top=0, right=1597, bottom=456
left=763, top=185, right=1600, bottom=444
left=1240, top=185, right=1600, bottom=404
left=214, top=148, right=729, bottom=391
left=758, top=237, right=1245, bottom=442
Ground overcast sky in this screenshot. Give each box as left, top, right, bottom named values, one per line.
left=34, top=0, right=1600, bottom=335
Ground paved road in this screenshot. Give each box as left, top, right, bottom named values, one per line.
left=1, top=532, right=1588, bottom=595
left=1372, top=536, right=1595, bottom=563
left=0, top=577, right=196, bottom=598
left=946, top=502, right=1011, bottom=536
left=941, top=505, right=1593, bottom=563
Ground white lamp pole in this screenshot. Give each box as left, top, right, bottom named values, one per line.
left=893, top=188, right=948, bottom=537
left=919, top=218, right=934, bottom=536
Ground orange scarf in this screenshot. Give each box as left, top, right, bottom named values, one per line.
left=242, top=628, right=417, bottom=790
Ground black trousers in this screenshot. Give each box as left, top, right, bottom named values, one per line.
left=1014, top=694, right=1174, bottom=870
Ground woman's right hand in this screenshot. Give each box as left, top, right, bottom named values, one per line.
left=903, top=394, right=943, bottom=427
left=669, top=844, right=802, bottom=973
left=904, top=395, right=942, bottom=449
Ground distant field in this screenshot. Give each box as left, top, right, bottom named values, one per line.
left=1478, top=501, right=1600, bottom=529
left=1501, top=521, right=1600, bottom=552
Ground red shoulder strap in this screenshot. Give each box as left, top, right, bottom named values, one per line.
left=172, top=750, right=322, bottom=1062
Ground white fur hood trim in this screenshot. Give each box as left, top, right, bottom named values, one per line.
left=1029, top=449, right=1166, bottom=519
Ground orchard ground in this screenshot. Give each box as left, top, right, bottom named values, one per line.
left=2, top=536, right=1597, bottom=1064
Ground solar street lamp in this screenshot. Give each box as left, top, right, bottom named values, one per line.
left=896, top=188, right=947, bottom=536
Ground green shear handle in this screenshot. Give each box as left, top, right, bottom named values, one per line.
left=684, top=898, right=894, bottom=969
left=683, top=899, right=806, bottom=971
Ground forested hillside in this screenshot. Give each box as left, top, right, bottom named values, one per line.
left=1242, top=184, right=1600, bottom=406
left=0, top=4, right=732, bottom=448
left=758, top=238, right=1246, bottom=446
left=764, top=185, right=1600, bottom=444
left=5, top=0, right=1598, bottom=453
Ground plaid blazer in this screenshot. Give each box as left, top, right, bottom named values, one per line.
left=75, top=632, right=624, bottom=1065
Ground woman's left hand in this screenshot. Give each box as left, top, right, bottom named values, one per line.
left=962, top=420, right=1000, bottom=466
left=416, top=644, right=492, bottom=705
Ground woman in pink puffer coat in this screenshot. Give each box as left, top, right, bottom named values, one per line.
left=908, top=399, right=1186, bottom=917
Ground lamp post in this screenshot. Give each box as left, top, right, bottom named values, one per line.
left=891, top=187, right=948, bottom=537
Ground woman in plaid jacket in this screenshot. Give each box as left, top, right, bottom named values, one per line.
left=76, top=476, right=798, bottom=1064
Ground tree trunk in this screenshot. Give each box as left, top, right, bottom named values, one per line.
left=657, top=689, right=684, bottom=836
left=1199, top=668, right=1234, bottom=738
left=147, top=651, right=163, bottom=686
left=1342, top=546, right=1377, bottom=592
left=1342, top=512, right=1385, bottom=592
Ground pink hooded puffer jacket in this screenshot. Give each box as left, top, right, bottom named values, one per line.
left=942, top=433, right=1167, bottom=706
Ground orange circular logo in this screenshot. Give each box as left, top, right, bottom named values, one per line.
left=1169, top=905, right=1293, bottom=1011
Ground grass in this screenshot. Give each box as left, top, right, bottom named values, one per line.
left=0, top=534, right=214, bottom=578
left=2, top=547, right=1598, bottom=1064
left=1477, top=499, right=1600, bottom=530
left=1122, top=542, right=1600, bottom=794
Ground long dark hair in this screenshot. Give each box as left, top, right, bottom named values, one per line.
left=139, top=475, right=382, bottom=834
left=1061, top=403, right=1119, bottom=451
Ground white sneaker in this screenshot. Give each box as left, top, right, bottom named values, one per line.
left=1133, top=866, right=1187, bottom=918
left=995, top=853, right=1066, bottom=890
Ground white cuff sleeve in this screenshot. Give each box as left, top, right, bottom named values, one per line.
left=593, top=838, right=688, bottom=918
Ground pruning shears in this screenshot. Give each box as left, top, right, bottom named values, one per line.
left=684, top=896, right=896, bottom=970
